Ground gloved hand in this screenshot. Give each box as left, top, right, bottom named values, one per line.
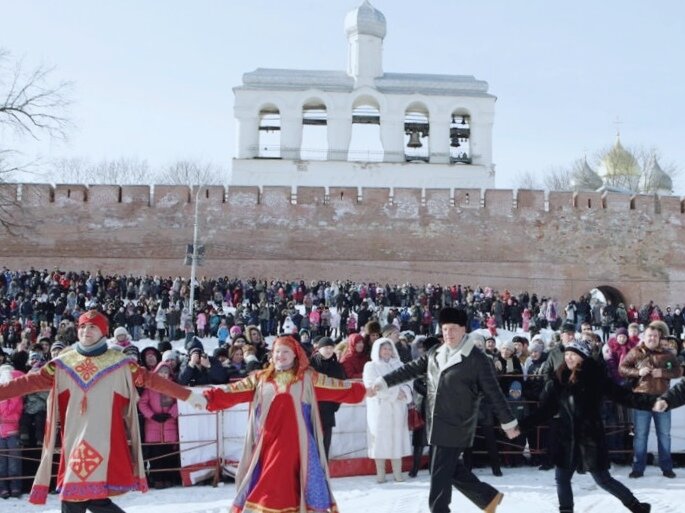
left=187, top=390, right=208, bottom=411
left=152, top=413, right=171, bottom=423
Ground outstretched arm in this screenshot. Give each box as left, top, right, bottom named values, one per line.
left=313, top=372, right=366, bottom=404
left=381, top=354, right=429, bottom=389
left=131, top=363, right=192, bottom=401
left=658, top=378, right=685, bottom=411
left=0, top=363, right=54, bottom=401
left=203, top=374, right=257, bottom=412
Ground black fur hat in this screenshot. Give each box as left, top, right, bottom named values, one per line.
left=438, top=307, right=467, bottom=327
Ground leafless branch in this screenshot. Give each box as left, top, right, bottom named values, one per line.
left=0, top=50, right=73, bottom=140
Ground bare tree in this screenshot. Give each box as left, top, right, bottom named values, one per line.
left=49, top=157, right=152, bottom=184
left=0, top=49, right=72, bottom=142
left=157, top=160, right=225, bottom=185
left=542, top=165, right=573, bottom=191
left=514, top=170, right=541, bottom=190
left=0, top=48, right=72, bottom=186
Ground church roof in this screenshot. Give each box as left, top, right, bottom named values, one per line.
left=643, top=157, right=673, bottom=193
left=237, top=68, right=494, bottom=98
left=572, top=157, right=603, bottom=191
left=600, top=135, right=640, bottom=177
left=345, top=1, right=387, bottom=39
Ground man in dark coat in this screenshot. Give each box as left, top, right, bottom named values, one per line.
left=309, top=336, right=346, bottom=459
left=370, top=307, right=518, bottom=513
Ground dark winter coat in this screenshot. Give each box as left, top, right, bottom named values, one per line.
left=662, top=378, right=685, bottom=409
left=382, top=334, right=516, bottom=448
left=519, top=358, right=655, bottom=472
left=178, top=357, right=229, bottom=386
left=309, top=353, right=346, bottom=428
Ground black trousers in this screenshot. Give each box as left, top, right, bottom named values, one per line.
left=62, top=499, right=126, bottom=513
left=429, top=446, right=499, bottom=513
left=321, top=425, right=333, bottom=460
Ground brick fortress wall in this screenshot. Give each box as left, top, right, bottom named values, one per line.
left=0, top=183, right=683, bottom=307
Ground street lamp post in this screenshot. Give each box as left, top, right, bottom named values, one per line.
left=188, top=185, right=202, bottom=326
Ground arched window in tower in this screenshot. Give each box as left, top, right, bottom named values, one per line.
left=257, top=105, right=281, bottom=159
left=348, top=97, right=383, bottom=162
left=301, top=101, right=328, bottom=161
left=449, top=111, right=471, bottom=164
left=404, top=103, right=429, bottom=162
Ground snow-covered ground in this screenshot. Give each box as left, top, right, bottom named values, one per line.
left=4, top=466, right=682, bottom=513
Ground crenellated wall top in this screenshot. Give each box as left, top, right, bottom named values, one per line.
left=0, top=183, right=682, bottom=216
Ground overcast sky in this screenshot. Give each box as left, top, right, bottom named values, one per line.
left=3, top=0, right=684, bottom=192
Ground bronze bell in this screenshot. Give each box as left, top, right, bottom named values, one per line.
left=450, top=136, right=461, bottom=148
left=407, top=131, right=423, bottom=148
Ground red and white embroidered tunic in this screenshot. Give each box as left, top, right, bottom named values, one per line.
left=0, top=347, right=191, bottom=504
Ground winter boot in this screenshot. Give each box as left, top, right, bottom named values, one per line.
left=409, top=446, right=422, bottom=477
left=625, top=500, right=651, bottom=513
left=391, top=458, right=405, bottom=482
left=374, top=459, right=386, bottom=484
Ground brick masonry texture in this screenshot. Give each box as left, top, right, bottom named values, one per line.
left=0, top=183, right=683, bottom=307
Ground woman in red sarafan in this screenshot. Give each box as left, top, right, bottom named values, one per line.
left=204, top=336, right=367, bottom=513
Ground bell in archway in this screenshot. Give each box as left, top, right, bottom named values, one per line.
left=450, top=136, right=461, bottom=148
left=407, top=131, right=422, bottom=148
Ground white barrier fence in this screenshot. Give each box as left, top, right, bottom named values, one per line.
left=176, top=384, right=685, bottom=484
left=177, top=396, right=370, bottom=484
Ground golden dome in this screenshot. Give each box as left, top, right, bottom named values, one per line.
left=600, top=134, right=640, bottom=177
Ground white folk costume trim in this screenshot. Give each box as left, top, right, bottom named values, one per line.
left=29, top=349, right=147, bottom=504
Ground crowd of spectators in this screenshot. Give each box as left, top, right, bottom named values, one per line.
left=1, top=267, right=685, bottom=493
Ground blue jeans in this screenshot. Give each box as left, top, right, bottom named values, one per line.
left=633, top=409, right=672, bottom=472
left=555, top=467, right=636, bottom=512
left=0, top=434, right=22, bottom=493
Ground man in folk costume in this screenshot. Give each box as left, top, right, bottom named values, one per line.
left=203, top=335, right=368, bottom=513
left=0, top=310, right=206, bottom=512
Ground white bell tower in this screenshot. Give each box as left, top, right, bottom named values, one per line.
left=344, top=1, right=386, bottom=87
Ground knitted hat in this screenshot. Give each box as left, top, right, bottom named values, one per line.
left=123, top=345, right=140, bottom=358
left=509, top=380, right=523, bottom=395
left=78, top=309, right=109, bottom=336
left=564, top=339, right=592, bottom=359
left=29, top=351, right=44, bottom=362
left=615, top=327, right=628, bottom=337
left=51, top=341, right=66, bottom=352
left=530, top=341, right=545, bottom=354
left=189, top=346, right=203, bottom=357
left=113, top=326, right=129, bottom=338
left=162, top=349, right=179, bottom=362
left=316, top=336, right=336, bottom=348
left=381, top=324, right=399, bottom=337
left=501, top=340, right=515, bottom=352
left=560, top=321, right=576, bottom=334
left=230, top=325, right=243, bottom=337
left=438, top=307, right=467, bottom=326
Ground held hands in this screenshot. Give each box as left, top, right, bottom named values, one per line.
left=651, top=368, right=664, bottom=378
left=504, top=427, right=520, bottom=439
left=398, top=390, right=407, bottom=401
left=653, top=399, right=669, bottom=412
left=187, top=390, right=208, bottom=411
left=638, top=367, right=652, bottom=377
left=365, top=387, right=377, bottom=398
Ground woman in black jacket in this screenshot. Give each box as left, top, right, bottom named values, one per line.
left=519, top=340, right=654, bottom=513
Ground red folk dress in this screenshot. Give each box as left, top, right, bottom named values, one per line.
left=204, top=369, right=365, bottom=513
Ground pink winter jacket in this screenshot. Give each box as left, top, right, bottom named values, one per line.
left=0, top=369, right=25, bottom=438
left=138, top=363, right=179, bottom=443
